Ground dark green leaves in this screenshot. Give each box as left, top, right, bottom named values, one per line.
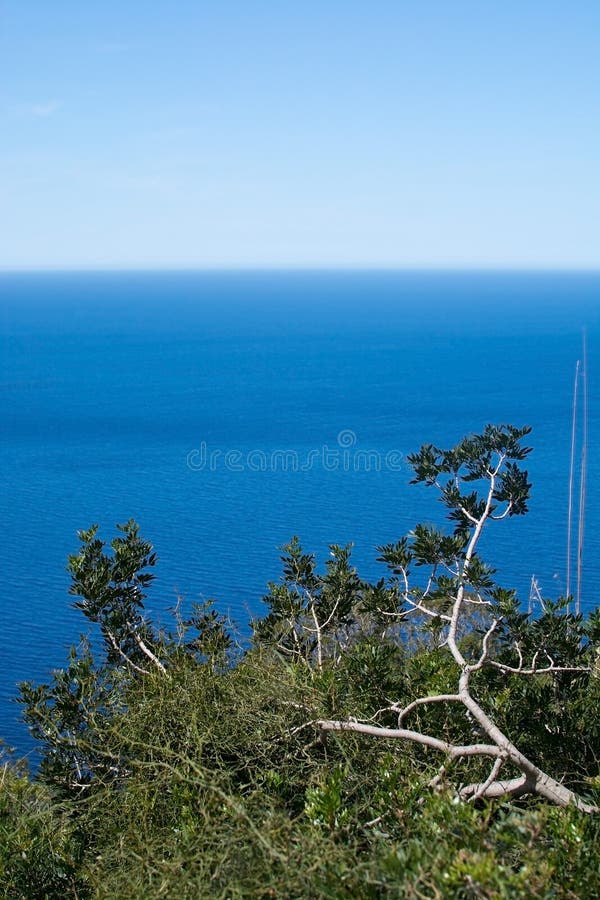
left=254, top=538, right=364, bottom=661
left=410, top=524, right=467, bottom=567
left=493, top=462, right=531, bottom=515
left=68, top=520, right=160, bottom=673
left=376, top=538, right=412, bottom=574
left=408, top=425, right=532, bottom=489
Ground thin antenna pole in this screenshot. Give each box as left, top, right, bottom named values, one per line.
left=576, top=331, right=588, bottom=615
left=528, top=575, right=534, bottom=615
left=566, top=359, right=580, bottom=605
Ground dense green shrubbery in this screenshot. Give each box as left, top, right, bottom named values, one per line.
left=4, top=650, right=600, bottom=898
left=2, top=426, right=600, bottom=898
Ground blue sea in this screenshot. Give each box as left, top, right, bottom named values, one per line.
left=1, top=270, right=599, bottom=758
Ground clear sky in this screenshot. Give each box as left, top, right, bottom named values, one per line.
left=1, top=1, right=599, bottom=269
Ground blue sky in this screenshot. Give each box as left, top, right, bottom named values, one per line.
left=1, top=1, right=599, bottom=269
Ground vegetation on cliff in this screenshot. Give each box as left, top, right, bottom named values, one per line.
left=2, top=425, right=600, bottom=898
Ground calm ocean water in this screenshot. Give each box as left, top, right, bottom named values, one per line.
left=1, top=270, right=599, bottom=757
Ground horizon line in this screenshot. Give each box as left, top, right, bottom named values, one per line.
left=2, top=264, right=600, bottom=275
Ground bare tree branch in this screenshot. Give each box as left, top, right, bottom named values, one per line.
left=128, top=625, right=168, bottom=675
left=466, top=755, right=504, bottom=802
left=105, top=628, right=151, bottom=677
left=394, top=694, right=463, bottom=726
left=318, top=718, right=501, bottom=760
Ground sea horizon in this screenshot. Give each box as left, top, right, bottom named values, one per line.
left=3, top=265, right=600, bottom=274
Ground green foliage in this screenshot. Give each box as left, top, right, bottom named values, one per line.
left=253, top=536, right=367, bottom=665
left=179, top=599, right=234, bottom=668
left=305, top=763, right=349, bottom=830
left=69, top=519, right=161, bottom=672
left=4, top=425, right=600, bottom=897
left=18, top=640, right=124, bottom=794
left=0, top=759, right=84, bottom=897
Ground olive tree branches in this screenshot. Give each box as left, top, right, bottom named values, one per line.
left=313, top=426, right=598, bottom=812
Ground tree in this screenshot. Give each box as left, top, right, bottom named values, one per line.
left=304, top=425, right=598, bottom=811
left=69, top=520, right=166, bottom=676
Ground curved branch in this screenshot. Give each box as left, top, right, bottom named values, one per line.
left=461, top=774, right=532, bottom=802
left=394, top=694, right=462, bottom=726
left=105, top=628, right=151, bottom=677
left=128, top=625, right=168, bottom=675
left=318, top=718, right=501, bottom=760
left=490, top=501, right=513, bottom=521
left=465, top=755, right=504, bottom=802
